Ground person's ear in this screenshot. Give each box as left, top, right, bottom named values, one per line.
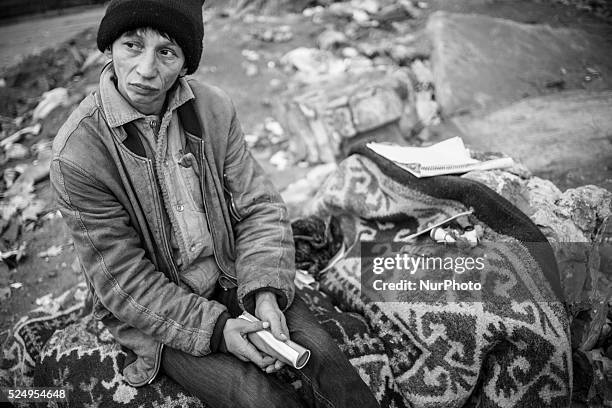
left=179, top=66, right=188, bottom=78
left=104, top=46, right=112, bottom=60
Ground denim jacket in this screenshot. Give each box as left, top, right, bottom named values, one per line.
left=50, top=71, right=296, bottom=386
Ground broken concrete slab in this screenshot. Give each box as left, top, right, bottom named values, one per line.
left=427, top=11, right=612, bottom=116
left=454, top=90, right=612, bottom=184
left=275, top=70, right=408, bottom=163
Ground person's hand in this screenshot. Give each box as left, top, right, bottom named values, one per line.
left=246, top=332, right=287, bottom=374
left=222, top=318, right=271, bottom=369
left=252, top=291, right=290, bottom=374
left=254, top=291, right=290, bottom=342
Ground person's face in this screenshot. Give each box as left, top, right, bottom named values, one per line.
left=108, top=28, right=187, bottom=115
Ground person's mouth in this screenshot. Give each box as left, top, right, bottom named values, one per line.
left=129, top=83, right=159, bottom=94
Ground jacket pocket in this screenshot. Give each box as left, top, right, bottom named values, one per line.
left=177, top=165, right=206, bottom=213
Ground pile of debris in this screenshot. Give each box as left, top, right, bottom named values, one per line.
left=0, top=28, right=108, bottom=275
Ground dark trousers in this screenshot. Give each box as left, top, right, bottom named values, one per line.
left=161, top=286, right=380, bottom=408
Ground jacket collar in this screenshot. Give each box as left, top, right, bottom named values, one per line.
left=98, top=62, right=194, bottom=130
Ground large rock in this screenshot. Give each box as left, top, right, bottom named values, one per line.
left=453, top=90, right=612, bottom=187
left=427, top=11, right=612, bottom=116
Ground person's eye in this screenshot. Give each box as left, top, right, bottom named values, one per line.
left=160, top=49, right=177, bottom=58
left=123, top=41, right=141, bottom=50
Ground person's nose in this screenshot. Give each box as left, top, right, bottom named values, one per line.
left=136, top=49, right=157, bottom=79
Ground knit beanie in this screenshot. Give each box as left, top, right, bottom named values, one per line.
left=97, top=0, right=205, bottom=74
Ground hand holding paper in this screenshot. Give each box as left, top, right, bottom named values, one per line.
left=239, top=311, right=311, bottom=369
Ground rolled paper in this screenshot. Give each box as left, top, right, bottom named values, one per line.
left=238, top=311, right=311, bottom=369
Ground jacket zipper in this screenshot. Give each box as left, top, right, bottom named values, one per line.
left=199, top=140, right=237, bottom=282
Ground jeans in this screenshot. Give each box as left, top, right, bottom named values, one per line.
left=161, top=286, right=380, bottom=408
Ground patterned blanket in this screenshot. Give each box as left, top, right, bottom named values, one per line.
left=0, top=148, right=573, bottom=408
left=0, top=281, right=408, bottom=407
left=307, top=148, right=571, bottom=408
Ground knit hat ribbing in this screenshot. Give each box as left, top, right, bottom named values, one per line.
left=97, top=0, right=205, bottom=75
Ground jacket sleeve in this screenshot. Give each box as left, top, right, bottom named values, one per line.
left=222, top=104, right=296, bottom=313
left=51, top=157, right=228, bottom=356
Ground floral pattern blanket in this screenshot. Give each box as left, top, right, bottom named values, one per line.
left=0, top=148, right=578, bottom=408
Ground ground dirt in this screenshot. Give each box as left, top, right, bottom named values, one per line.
left=1, top=0, right=611, bottom=339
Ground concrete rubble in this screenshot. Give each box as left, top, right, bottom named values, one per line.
left=275, top=69, right=408, bottom=163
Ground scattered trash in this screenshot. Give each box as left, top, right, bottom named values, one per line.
left=0, top=286, right=10, bottom=301
left=282, top=163, right=338, bottom=207
left=38, top=245, right=63, bottom=258
left=252, top=26, right=293, bottom=43
left=35, top=293, right=55, bottom=308
left=281, top=47, right=347, bottom=80
left=584, top=66, right=602, bottom=82
left=0, top=123, right=42, bottom=149
left=316, top=29, right=349, bottom=50
left=242, top=61, right=259, bottom=77
left=341, top=47, right=360, bottom=58
left=0, top=242, right=27, bottom=264
left=415, top=90, right=439, bottom=126
left=303, top=6, right=325, bottom=18
left=32, top=88, right=71, bottom=121
left=9, top=282, right=23, bottom=290
left=410, top=59, right=434, bottom=85
left=4, top=149, right=52, bottom=199
left=269, top=150, right=294, bottom=170
left=244, top=134, right=260, bottom=148
left=71, top=257, right=81, bottom=275
left=264, top=117, right=284, bottom=139
left=351, top=0, right=380, bottom=15
left=33, top=289, right=74, bottom=314
left=20, top=198, right=46, bottom=222
left=40, top=210, right=62, bottom=221
left=269, top=78, right=283, bottom=90
left=545, top=78, right=566, bottom=90
left=4, top=143, right=29, bottom=160
left=294, top=269, right=318, bottom=290
left=328, top=2, right=372, bottom=25
left=80, top=50, right=108, bottom=71
left=241, top=49, right=261, bottom=62
left=389, top=44, right=419, bottom=65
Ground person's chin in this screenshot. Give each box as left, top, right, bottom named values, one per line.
left=127, top=91, right=158, bottom=109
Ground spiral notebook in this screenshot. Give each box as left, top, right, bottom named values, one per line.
left=366, top=137, right=514, bottom=178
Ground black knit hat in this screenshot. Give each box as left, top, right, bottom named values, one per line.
left=97, top=0, right=205, bottom=75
